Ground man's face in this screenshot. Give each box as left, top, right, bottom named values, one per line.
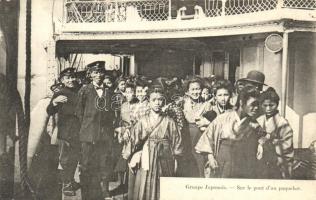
left=90, top=70, right=104, bottom=85
left=149, top=92, right=165, bottom=113
left=188, top=82, right=201, bottom=100
left=261, top=99, right=278, bottom=117
left=215, top=88, right=230, bottom=107
left=245, top=82, right=262, bottom=91
left=60, top=75, right=76, bottom=88
left=103, top=77, right=113, bottom=88
left=125, top=87, right=135, bottom=102
left=242, top=96, right=259, bottom=118
left=237, top=81, right=262, bottom=93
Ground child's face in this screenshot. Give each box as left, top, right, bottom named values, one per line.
left=136, top=86, right=146, bottom=102
left=149, top=92, right=164, bottom=113
left=118, top=81, right=126, bottom=92
left=187, top=82, right=201, bottom=100
left=125, top=87, right=135, bottom=102
left=261, top=99, right=278, bottom=117
left=201, top=88, right=210, bottom=101
left=242, top=97, right=259, bottom=118
left=215, top=88, right=230, bottom=107
left=103, top=78, right=113, bottom=88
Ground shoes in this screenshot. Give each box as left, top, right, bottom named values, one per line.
left=71, top=181, right=81, bottom=191
left=62, top=183, right=76, bottom=196
left=109, top=184, right=128, bottom=196
left=62, top=181, right=81, bottom=196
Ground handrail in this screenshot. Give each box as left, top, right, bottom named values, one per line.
left=63, top=0, right=316, bottom=23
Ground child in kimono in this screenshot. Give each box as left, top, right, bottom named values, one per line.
left=196, top=86, right=263, bottom=178
left=131, top=81, right=150, bottom=122
left=129, top=83, right=183, bottom=200
left=257, top=87, right=294, bottom=178
left=127, top=80, right=150, bottom=199
left=113, top=82, right=137, bottom=194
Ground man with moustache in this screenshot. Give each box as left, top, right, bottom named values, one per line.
left=76, top=62, right=115, bottom=200
left=231, top=70, right=267, bottom=107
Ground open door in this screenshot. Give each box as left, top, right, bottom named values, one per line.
left=212, top=51, right=225, bottom=78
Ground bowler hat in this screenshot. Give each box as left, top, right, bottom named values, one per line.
left=238, top=70, right=266, bottom=85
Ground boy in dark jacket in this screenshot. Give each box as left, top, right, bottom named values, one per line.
left=46, top=68, right=81, bottom=196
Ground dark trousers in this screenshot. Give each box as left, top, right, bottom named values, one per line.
left=59, top=140, right=80, bottom=183
left=79, top=141, right=112, bottom=200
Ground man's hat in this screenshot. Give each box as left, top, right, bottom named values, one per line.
left=238, top=70, right=266, bottom=85
left=59, top=68, right=75, bottom=80
left=86, top=61, right=106, bottom=72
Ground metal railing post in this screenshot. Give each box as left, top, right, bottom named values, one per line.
left=115, top=0, right=118, bottom=22
left=63, top=0, right=67, bottom=24
left=277, top=0, right=283, bottom=9
left=221, top=0, right=226, bottom=16
left=168, top=0, right=172, bottom=20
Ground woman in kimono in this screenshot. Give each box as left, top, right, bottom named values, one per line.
left=196, top=86, right=264, bottom=178
left=257, top=88, right=294, bottom=178
left=182, top=78, right=212, bottom=177
left=129, top=84, right=183, bottom=200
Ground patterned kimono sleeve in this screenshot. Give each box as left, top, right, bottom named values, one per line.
left=168, top=119, right=184, bottom=156
left=275, top=122, right=294, bottom=166
left=195, top=119, right=217, bottom=155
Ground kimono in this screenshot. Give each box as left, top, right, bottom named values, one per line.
left=182, top=96, right=212, bottom=177
left=115, top=101, right=136, bottom=172
left=131, top=100, right=150, bottom=123
left=131, top=113, right=183, bottom=200
left=196, top=110, right=263, bottom=178
left=257, top=112, right=294, bottom=178
left=128, top=100, right=150, bottom=199
left=195, top=110, right=240, bottom=177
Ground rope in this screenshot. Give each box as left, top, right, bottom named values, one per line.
left=14, top=89, right=36, bottom=198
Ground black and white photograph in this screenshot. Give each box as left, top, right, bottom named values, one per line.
left=0, top=0, right=316, bottom=200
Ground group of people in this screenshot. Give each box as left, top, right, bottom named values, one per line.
left=47, top=61, right=294, bottom=200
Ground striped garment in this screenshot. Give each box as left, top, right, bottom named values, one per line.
left=257, top=112, right=294, bottom=178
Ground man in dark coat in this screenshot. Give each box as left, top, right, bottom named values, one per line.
left=46, top=68, right=81, bottom=196
left=76, top=61, right=115, bottom=200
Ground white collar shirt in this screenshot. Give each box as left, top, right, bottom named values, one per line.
left=93, top=82, right=104, bottom=97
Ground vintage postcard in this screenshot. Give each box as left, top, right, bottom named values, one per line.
left=0, top=0, right=316, bottom=200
